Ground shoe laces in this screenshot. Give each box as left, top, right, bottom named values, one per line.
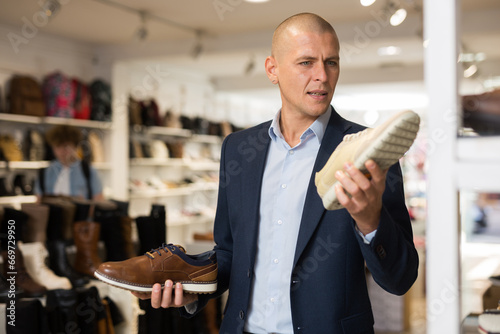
left=146, top=243, right=186, bottom=259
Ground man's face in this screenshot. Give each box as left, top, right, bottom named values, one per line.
left=273, top=30, right=340, bottom=120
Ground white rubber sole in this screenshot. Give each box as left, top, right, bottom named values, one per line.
left=321, top=110, right=420, bottom=210
left=94, top=270, right=217, bottom=294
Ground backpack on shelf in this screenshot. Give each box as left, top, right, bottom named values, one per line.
left=89, top=79, right=112, bottom=122
left=7, top=75, right=46, bottom=117
left=72, top=78, right=91, bottom=120
left=42, top=72, right=75, bottom=118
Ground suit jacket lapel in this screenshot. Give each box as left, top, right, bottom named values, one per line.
left=293, top=109, right=353, bottom=268
left=240, top=123, right=272, bottom=264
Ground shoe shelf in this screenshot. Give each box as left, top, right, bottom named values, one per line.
left=0, top=195, right=37, bottom=205
left=190, top=134, right=223, bottom=144
left=131, top=126, right=224, bottom=143
left=457, top=136, right=500, bottom=162
left=0, top=160, right=111, bottom=170
left=167, top=214, right=214, bottom=227
left=0, top=113, right=42, bottom=124
left=456, top=136, right=500, bottom=192
left=132, top=125, right=192, bottom=139
left=129, top=182, right=218, bottom=199
left=0, top=113, right=113, bottom=130
left=130, top=158, right=219, bottom=171
left=0, top=160, right=50, bottom=169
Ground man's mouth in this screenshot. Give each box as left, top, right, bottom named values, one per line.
left=308, top=91, right=328, bottom=97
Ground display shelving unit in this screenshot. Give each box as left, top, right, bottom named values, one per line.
left=424, top=0, right=500, bottom=332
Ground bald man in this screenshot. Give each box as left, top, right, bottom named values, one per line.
left=135, top=13, right=418, bottom=334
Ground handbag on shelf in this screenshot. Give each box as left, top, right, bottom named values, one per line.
left=7, top=75, right=46, bottom=117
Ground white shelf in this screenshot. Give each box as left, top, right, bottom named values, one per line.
left=130, top=158, right=185, bottom=167
left=144, top=126, right=191, bottom=138
left=0, top=195, right=37, bottom=205
left=457, top=161, right=500, bottom=192
left=190, top=134, right=222, bottom=144
left=0, top=160, right=111, bottom=170
left=44, top=116, right=113, bottom=130
left=0, top=113, right=42, bottom=124
left=0, top=161, right=50, bottom=169
left=130, top=158, right=219, bottom=171
left=457, top=136, right=500, bottom=162
left=129, top=183, right=218, bottom=199
left=0, top=113, right=112, bottom=129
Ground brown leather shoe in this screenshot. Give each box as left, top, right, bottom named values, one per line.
left=94, top=244, right=217, bottom=294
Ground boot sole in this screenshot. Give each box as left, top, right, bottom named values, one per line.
left=321, top=110, right=420, bottom=210
left=94, top=270, right=217, bottom=294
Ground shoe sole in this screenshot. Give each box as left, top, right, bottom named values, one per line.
left=94, top=270, right=217, bottom=294
left=321, top=110, right=420, bottom=210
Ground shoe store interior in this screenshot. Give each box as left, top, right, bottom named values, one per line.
left=0, top=0, right=499, bottom=333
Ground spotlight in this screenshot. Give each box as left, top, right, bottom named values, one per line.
left=390, top=8, right=407, bottom=26
left=360, top=0, right=377, bottom=6
left=40, top=0, right=61, bottom=18
left=191, top=30, right=204, bottom=59
left=135, top=11, right=148, bottom=41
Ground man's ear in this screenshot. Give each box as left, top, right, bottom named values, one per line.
left=265, top=56, right=279, bottom=85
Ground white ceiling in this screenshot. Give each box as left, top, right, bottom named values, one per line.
left=1, top=0, right=500, bottom=94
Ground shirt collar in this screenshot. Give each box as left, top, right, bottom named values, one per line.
left=268, top=106, right=332, bottom=145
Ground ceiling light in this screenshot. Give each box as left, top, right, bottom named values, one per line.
left=390, top=8, right=407, bottom=26
left=134, top=11, right=148, bottom=41
left=41, top=0, right=61, bottom=18
left=360, top=0, right=377, bottom=6
left=463, top=64, right=478, bottom=78
left=378, top=46, right=401, bottom=56
left=191, top=30, right=204, bottom=59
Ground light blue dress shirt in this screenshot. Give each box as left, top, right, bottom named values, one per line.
left=244, top=108, right=330, bottom=333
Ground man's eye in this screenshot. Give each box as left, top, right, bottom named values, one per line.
left=327, top=61, right=338, bottom=66
left=300, top=61, right=311, bottom=66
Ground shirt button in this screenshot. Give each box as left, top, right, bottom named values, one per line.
left=277, top=219, right=283, bottom=225
left=281, top=184, right=287, bottom=189
left=270, top=297, right=275, bottom=303
left=289, top=150, right=294, bottom=155
left=273, top=259, right=279, bottom=264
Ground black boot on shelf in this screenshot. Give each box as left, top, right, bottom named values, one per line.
left=47, top=240, right=89, bottom=288
left=45, top=288, right=79, bottom=333
left=135, top=204, right=166, bottom=254
left=94, top=203, right=128, bottom=262
left=46, top=202, right=89, bottom=287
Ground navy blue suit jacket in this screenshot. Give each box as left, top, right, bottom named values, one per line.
left=190, top=108, right=418, bottom=334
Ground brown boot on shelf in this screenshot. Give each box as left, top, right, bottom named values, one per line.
left=121, top=215, right=136, bottom=258
left=73, top=220, right=102, bottom=277
left=1, top=248, right=47, bottom=297
left=21, top=203, right=49, bottom=243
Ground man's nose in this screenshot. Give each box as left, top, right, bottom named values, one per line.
left=314, top=63, right=328, bottom=82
